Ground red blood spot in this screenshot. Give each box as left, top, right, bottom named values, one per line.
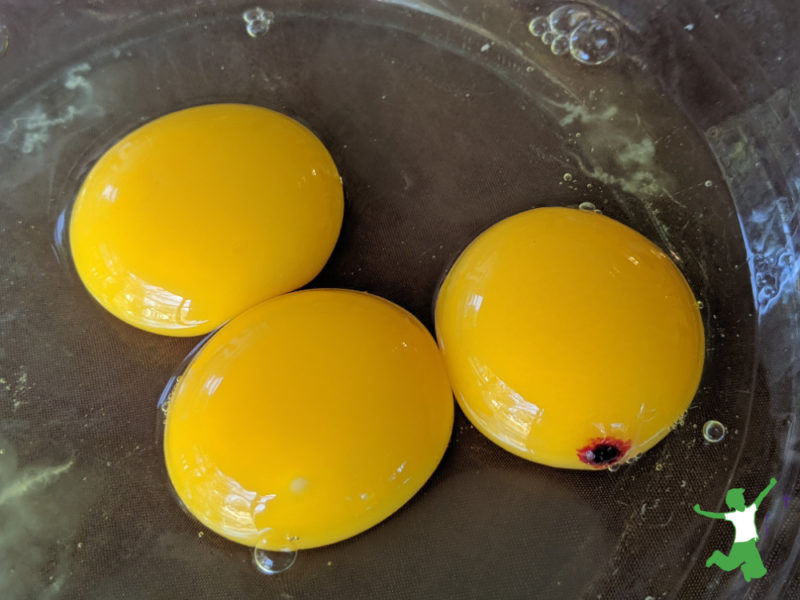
left=577, top=437, right=632, bottom=468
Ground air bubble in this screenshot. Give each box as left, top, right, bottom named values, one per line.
left=607, top=463, right=621, bottom=472
left=243, top=7, right=274, bottom=38
left=756, top=272, right=776, bottom=289
left=548, top=4, right=592, bottom=35
left=528, top=5, right=621, bottom=67
left=243, top=7, right=265, bottom=22
left=625, top=453, right=642, bottom=465
left=246, top=20, right=270, bottom=38
left=696, top=300, right=704, bottom=309
left=704, top=180, right=713, bottom=188
left=570, top=19, right=620, bottom=65
left=562, top=172, right=573, bottom=182
left=528, top=16, right=549, bottom=38
left=253, top=547, right=297, bottom=575
left=578, top=201, right=596, bottom=212
left=0, top=21, right=8, bottom=57
left=702, top=420, right=725, bottom=443
left=753, top=254, right=769, bottom=271
left=757, top=285, right=777, bottom=305
left=550, top=35, right=570, bottom=56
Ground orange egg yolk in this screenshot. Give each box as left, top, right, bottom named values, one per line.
left=163, top=289, right=454, bottom=549
left=69, top=103, right=343, bottom=336
left=435, top=207, right=705, bottom=470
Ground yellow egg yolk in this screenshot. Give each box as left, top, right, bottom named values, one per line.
left=163, top=289, right=454, bottom=550
left=69, top=104, right=344, bottom=336
left=435, top=207, right=705, bottom=470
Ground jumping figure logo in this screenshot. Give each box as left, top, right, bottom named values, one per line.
left=693, top=477, right=777, bottom=581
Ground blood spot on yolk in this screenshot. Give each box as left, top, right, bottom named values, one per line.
left=163, top=289, right=454, bottom=550
left=577, top=438, right=633, bottom=467
left=435, top=207, right=705, bottom=470
left=69, top=103, right=344, bottom=336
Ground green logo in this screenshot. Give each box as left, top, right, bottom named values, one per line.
left=693, top=477, right=777, bottom=582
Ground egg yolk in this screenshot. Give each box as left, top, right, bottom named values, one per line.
left=163, top=289, right=454, bottom=550
left=69, top=104, right=344, bottom=336
left=435, top=207, right=705, bottom=470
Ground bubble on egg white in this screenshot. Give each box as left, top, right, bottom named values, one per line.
left=702, top=420, right=726, bottom=443
left=253, top=547, right=298, bottom=575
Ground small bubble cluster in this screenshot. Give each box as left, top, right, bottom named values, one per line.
left=702, top=420, right=726, bottom=443
left=243, top=7, right=274, bottom=38
left=669, top=411, right=687, bottom=432
left=528, top=4, right=619, bottom=65
left=605, top=451, right=644, bottom=471
left=625, top=453, right=642, bottom=465
left=577, top=201, right=603, bottom=214
left=752, top=251, right=792, bottom=309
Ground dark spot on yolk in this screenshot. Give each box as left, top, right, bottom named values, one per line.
left=577, top=437, right=632, bottom=468
left=591, top=444, right=619, bottom=463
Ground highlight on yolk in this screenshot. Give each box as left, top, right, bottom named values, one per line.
left=435, top=207, right=705, bottom=470
left=69, top=103, right=344, bottom=336
left=163, top=289, right=454, bottom=550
